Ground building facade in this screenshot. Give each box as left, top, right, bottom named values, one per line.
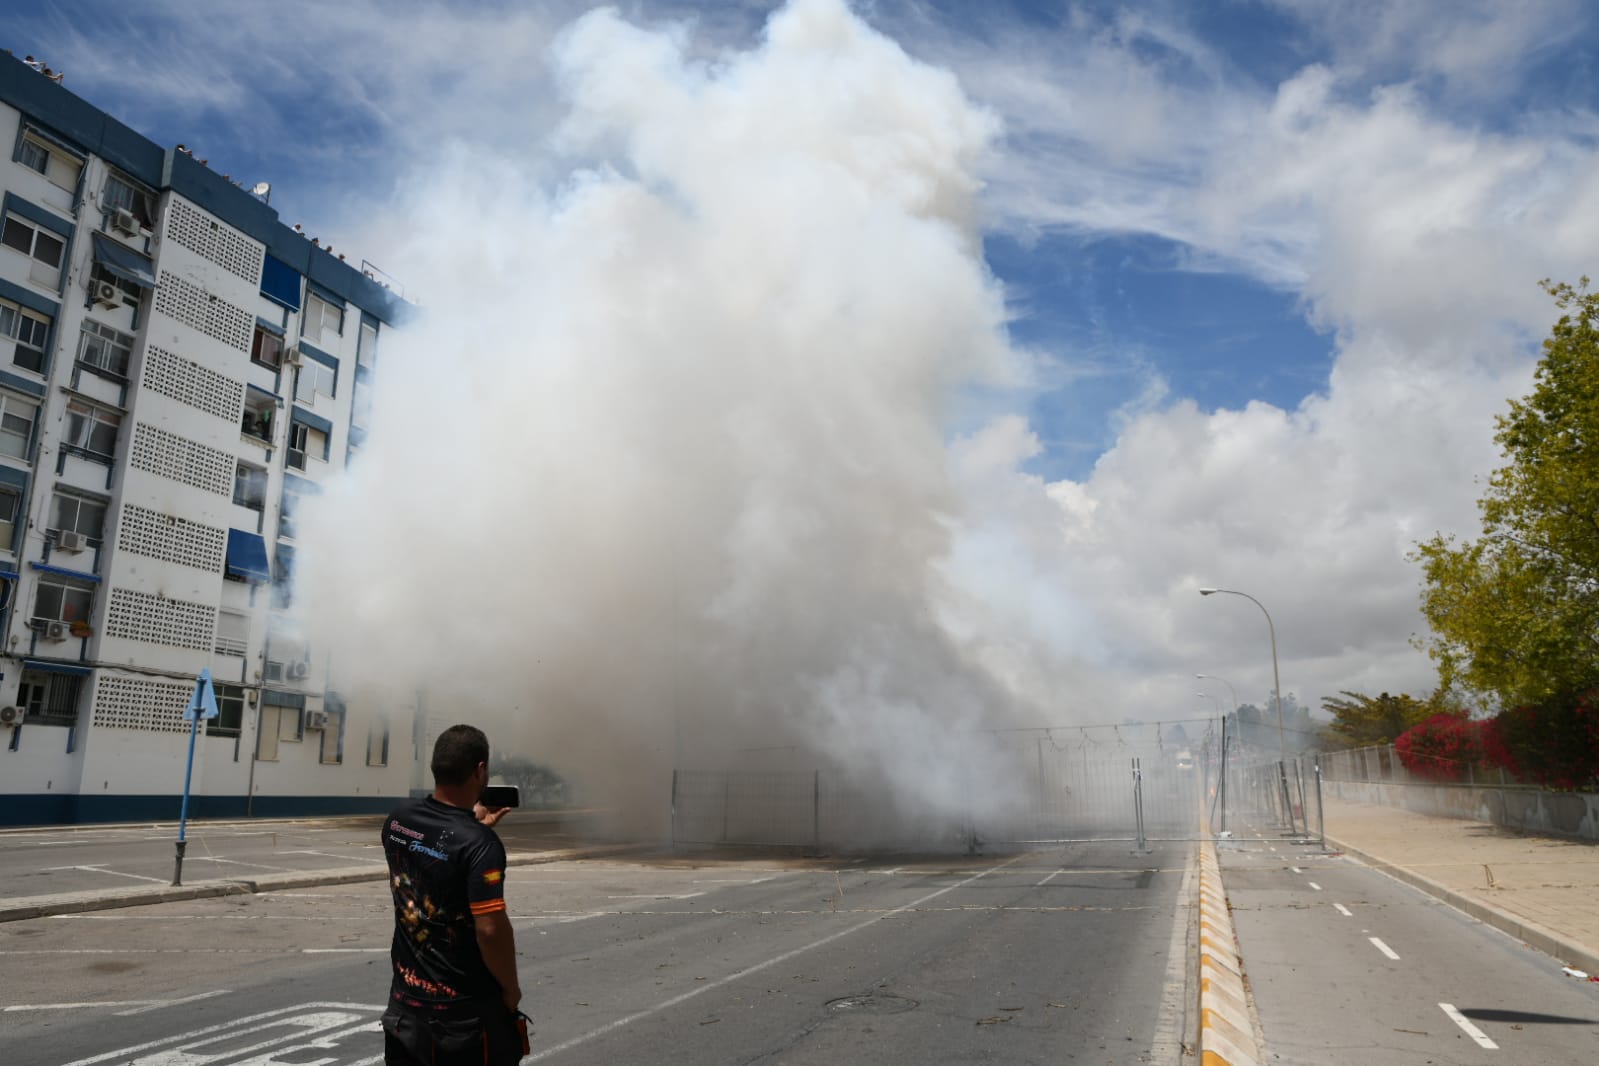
left=0, top=54, right=416, bottom=825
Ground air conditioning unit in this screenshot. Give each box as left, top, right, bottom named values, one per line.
left=304, top=709, right=329, bottom=730
left=283, top=347, right=303, bottom=368
left=92, top=280, right=120, bottom=308
left=44, top=621, right=68, bottom=641
left=110, top=207, right=138, bottom=235
left=0, top=706, right=23, bottom=727
left=288, top=660, right=309, bottom=680
left=56, top=530, right=87, bottom=552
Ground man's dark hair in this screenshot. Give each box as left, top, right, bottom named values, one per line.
left=431, top=724, right=489, bottom=787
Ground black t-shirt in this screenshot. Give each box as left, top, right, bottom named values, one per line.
left=382, top=796, right=509, bottom=1012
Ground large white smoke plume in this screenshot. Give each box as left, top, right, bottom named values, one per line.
left=296, top=0, right=1077, bottom=834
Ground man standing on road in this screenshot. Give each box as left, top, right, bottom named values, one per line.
left=381, top=724, right=526, bottom=1065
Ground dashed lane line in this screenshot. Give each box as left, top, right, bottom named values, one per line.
left=1308, top=881, right=1322, bottom=891
left=1333, top=903, right=1352, bottom=917
left=1369, top=937, right=1401, bottom=960
left=1440, top=1003, right=1498, bottom=1049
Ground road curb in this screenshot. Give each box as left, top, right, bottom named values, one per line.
left=1325, top=832, right=1599, bottom=977
left=0, top=843, right=644, bottom=923
left=1197, top=835, right=1262, bottom=1066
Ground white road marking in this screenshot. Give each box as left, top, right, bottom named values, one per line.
left=1440, top=1003, right=1498, bottom=1049
left=4, top=989, right=230, bottom=1015
left=1290, top=866, right=1302, bottom=873
left=1035, top=870, right=1063, bottom=887
left=1333, top=903, right=1352, bottom=917
left=302, top=948, right=386, bottom=953
left=1308, top=882, right=1322, bottom=891
left=58, top=1002, right=384, bottom=1066
left=41, top=864, right=168, bottom=884
left=1369, top=937, right=1400, bottom=960
left=526, top=854, right=1029, bottom=1062
left=606, top=892, right=705, bottom=900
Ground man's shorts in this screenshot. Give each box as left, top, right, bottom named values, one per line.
left=382, top=1003, right=523, bottom=1066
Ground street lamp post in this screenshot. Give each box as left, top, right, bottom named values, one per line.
left=1195, top=673, right=1239, bottom=718
left=1197, top=588, right=1286, bottom=763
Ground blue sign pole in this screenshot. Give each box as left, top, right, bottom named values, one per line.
left=173, top=669, right=219, bottom=887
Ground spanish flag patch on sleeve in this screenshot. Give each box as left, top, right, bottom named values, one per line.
left=483, top=869, right=503, bottom=885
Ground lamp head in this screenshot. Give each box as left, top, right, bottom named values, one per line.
left=1198, top=587, right=1218, bottom=596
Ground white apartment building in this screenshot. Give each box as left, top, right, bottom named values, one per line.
left=0, top=54, right=416, bottom=824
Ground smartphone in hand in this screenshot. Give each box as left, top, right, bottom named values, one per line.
left=479, top=785, right=521, bottom=809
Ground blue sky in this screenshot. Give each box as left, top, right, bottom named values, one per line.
left=14, top=0, right=1599, bottom=723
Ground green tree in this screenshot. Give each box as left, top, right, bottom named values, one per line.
left=1414, top=280, right=1599, bottom=707
left=1320, top=691, right=1435, bottom=748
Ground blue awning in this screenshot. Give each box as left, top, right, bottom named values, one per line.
left=21, top=659, right=92, bottom=678
left=260, top=254, right=302, bottom=310
left=0, top=568, right=18, bottom=580
left=225, top=529, right=271, bottom=583
left=90, top=232, right=155, bottom=288
left=30, top=563, right=101, bottom=583
left=256, top=315, right=286, bottom=336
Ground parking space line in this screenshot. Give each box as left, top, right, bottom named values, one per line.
left=1440, top=1003, right=1498, bottom=1049
left=1307, top=881, right=1322, bottom=891
left=1369, top=937, right=1400, bottom=960
left=1333, top=903, right=1352, bottom=917
left=41, top=864, right=167, bottom=884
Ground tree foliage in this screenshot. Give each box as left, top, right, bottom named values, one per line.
left=1394, top=714, right=1483, bottom=781
left=1414, top=280, right=1599, bottom=707
left=490, top=753, right=571, bottom=808
left=1483, top=691, right=1599, bottom=790
left=1320, top=690, right=1438, bottom=748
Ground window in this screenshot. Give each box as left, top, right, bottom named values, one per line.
left=1, top=214, right=64, bottom=287
left=0, top=393, right=39, bottom=460
left=88, top=263, right=142, bottom=309
left=320, top=708, right=343, bottom=764
left=357, top=321, right=378, bottom=369
left=352, top=375, right=373, bottom=429
left=77, top=320, right=134, bottom=377
left=367, top=721, right=390, bottom=767
left=50, top=491, right=107, bottom=542
left=0, top=487, right=18, bottom=549
left=233, top=463, right=266, bottom=511
left=17, top=131, right=82, bottom=193
left=207, top=683, right=245, bottom=738
left=215, top=609, right=249, bottom=656
left=251, top=326, right=283, bottom=370
left=64, top=400, right=122, bottom=462
left=287, top=421, right=327, bottom=470
left=0, top=299, right=50, bottom=374
left=303, top=293, right=343, bottom=342
left=17, top=670, right=82, bottom=728
left=280, top=480, right=308, bottom=539
left=102, top=172, right=155, bottom=229
left=294, top=360, right=336, bottom=404
left=33, top=573, right=94, bottom=624
left=242, top=388, right=275, bottom=443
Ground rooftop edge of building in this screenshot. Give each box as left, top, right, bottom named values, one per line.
left=0, top=51, right=412, bottom=325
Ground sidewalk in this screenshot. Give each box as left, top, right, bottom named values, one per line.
left=1321, top=797, right=1599, bottom=976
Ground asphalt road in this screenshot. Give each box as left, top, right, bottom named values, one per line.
left=0, top=843, right=1195, bottom=1065
left=1223, top=822, right=1599, bottom=1065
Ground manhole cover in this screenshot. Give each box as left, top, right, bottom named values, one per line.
left=826, top=993, right=918, bottom=1015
